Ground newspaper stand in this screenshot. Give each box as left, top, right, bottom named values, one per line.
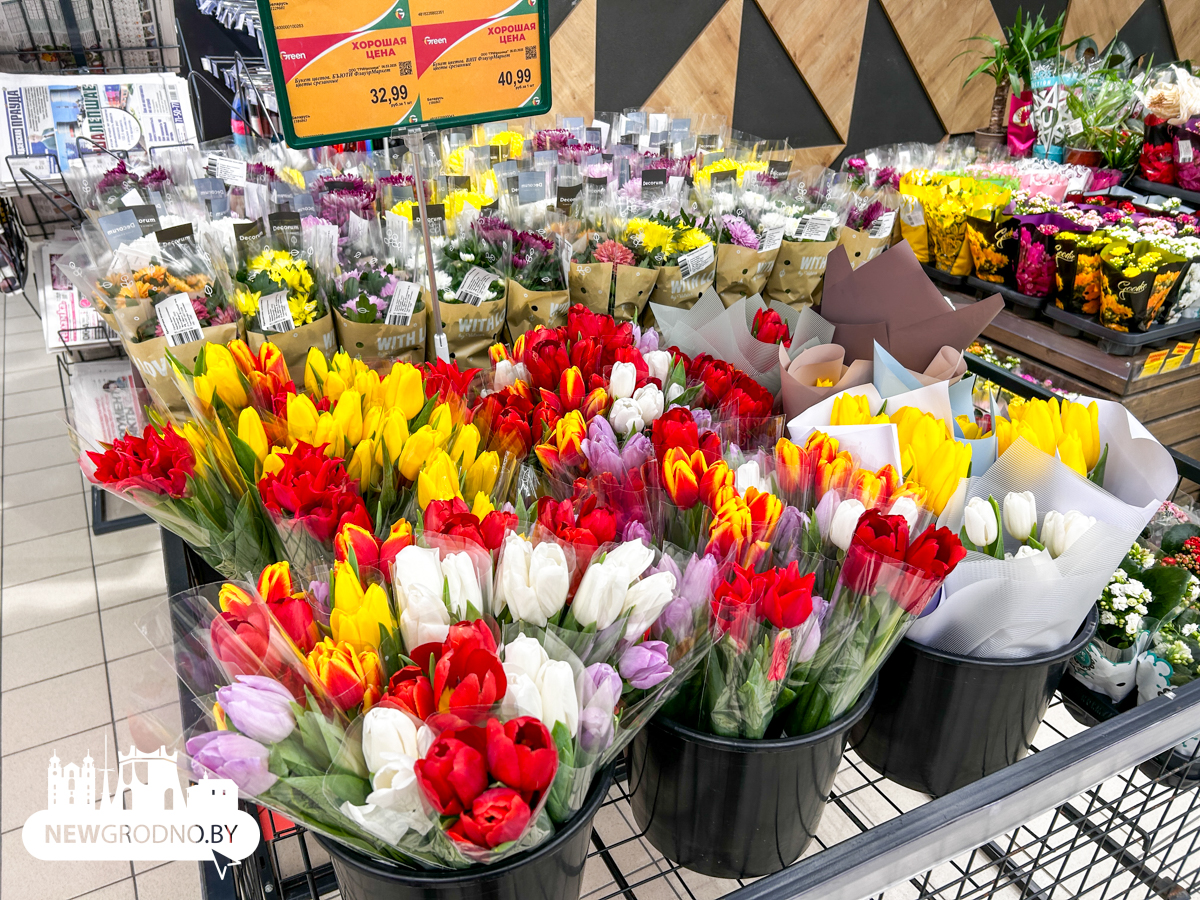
left=161, top=353, right=1200, bottom=900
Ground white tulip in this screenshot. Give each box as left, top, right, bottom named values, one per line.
left=572, top=562, right=630, bottom=630
left=393, top=545, right=443, bottom=600
left=665, top=382, right=685, bottom=405
left=609, top=361, right=637, bottom=400
left=643, top=350, right=672, bottom=384
left=496, top=533, right=570, bottom=626
left=829, top=499, right=866, bottom=551
left=1007, top=544, right=1045, bottom=560
left=493, top=359, right=517, bottom=390
left=500, top=670, right=544, bottom=720
left=503, top=632, right=550, bottom=680
left=888, top=496, right=921, bottom=533
left=603, top=540, right=656, bottom=581
left=633, top=384, right=665, bottom=425
left=398, top=584, right=451, bottom=649
left=735, top=460, right=769, bottom=495
left=1043, top=509, right=1097, bottom=558
left=1003, top=491, right=1037, bottom=542
left=621, top=570, right=678, bottom=640
left=442, top=551, right=482, bottom=619
left=608, top=397, right=645, bottom=437
left=964, top=497, right=998, bottom=548
left=340, top=754, right=433, bottom=842
left=361, top=707, right=420, bottom=773
left=536, top=660, right=579, bottom=738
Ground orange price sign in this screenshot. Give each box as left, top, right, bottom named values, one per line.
left=256, top=0, right=551, bottom=147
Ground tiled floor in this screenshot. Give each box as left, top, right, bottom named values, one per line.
left=1, top=290, right=204, bottom=900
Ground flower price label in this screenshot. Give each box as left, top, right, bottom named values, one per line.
left=155, top=293, right=205, bottom=347
left=457, top=266, right=495, bottom=306
left=800, top=212, right=836, bottom=242
left=258, top=290, right=297, bottom=334
left=386, top=281, right=421, bottom=325
left=1179, top=140, right=1194, bottom=165
left=760, top=224, right=785, bottom=253
left=678, top=243, right=714, bottom=280
left=255, top=0, right=553, bottom=148
left=868, top=210, right=897, bottom=240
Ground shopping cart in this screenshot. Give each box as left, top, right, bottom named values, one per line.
left=161, top=352, right=1200, bottom=900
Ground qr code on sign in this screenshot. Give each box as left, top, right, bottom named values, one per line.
left=398, top=60, right=413, bottom=75
left=525, top=46, right=537, bottom=60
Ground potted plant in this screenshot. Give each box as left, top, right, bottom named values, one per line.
left=1064, top=63, right=1145, bottom=171
left=963, top=7, right=1077, bottom=153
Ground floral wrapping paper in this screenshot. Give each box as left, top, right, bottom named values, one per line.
left=965, top=214, right=1016, bottom=284
left=1099, top=241, right=1188, bottom=332
left=1054, top=232, right=1108, bottom=315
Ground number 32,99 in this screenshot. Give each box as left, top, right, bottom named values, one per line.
left=369, top=86, right=408, bottom=103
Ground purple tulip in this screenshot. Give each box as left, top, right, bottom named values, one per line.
left=186, top=731, right=277, bottom=795
left=680, top=553, right=719, bottom=600
left=581, top=416, right=623, bottom=475
left=652, top=596, right=696, bottom=640
left=619, top=641, right=673, bottom=690
left=690, top=408, right=712, bottom=431
left=579, top=706, right=615, bottom=754
left=216, top=675, right=296, bottom=743
left=636, top=327, right=659, bottom=354
left=815, top=491, right=840, bottom=541
left=773, top=506, right=805, bottom=548
left=795, top=596, right=827, bottom=662
left=307, top=580, right=331, bottom=626
left=622, top=519, right=652, bottom=544
left=620, top=433, right=654, bottom=472
left=582, top=663, right=622, bottom=705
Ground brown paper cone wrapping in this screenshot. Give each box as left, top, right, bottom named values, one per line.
left=123, top=322, right=241, bottom=417
left=765, top=239, right=836, bottom=309
left=837, top=228, right=891, bottom=270
left=647, top=260, right=715, bottom=312
left=778, top=343, right=875, bottom=419
left=437, top=290, right=508, bottom=371
left=332, top=304, right=428, bottom=366
left=613, top=264, right=658, bottom=321
left=504, top=280, right=570, bottom=342
left=249, top=315, right=336, bottom=386
left=568, top=262, right=613, bottom=315
left=715, top=243, right=782, bottom=306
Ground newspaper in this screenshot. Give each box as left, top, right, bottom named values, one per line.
left=69, top=358, right=142, bottom=444
left=0, top=73, right=197, bottom=185
left=38, top=240, right=114, bottom=352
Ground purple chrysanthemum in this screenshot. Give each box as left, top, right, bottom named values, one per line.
left=722, top=214, right=759, bottom=250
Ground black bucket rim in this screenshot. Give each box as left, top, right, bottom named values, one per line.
left=313, top=763, right=615, bottom=885
left=901, top=606, right=1098, bottom=668
left=653, top=677, right=878, bottom=752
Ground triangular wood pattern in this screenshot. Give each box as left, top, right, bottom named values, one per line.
left=1162, top=0, right=1199, bottom=60
left=755, top=0, right=868, bottom=142
left=791, top=145, right=845, bottom=168
left=644, top=0, right=744, bottom=120
left=948, top=0, right=1005, bottom=133
left=1063, top=0, right=1144, bottom=45
left=549, top=0, right=596, bottom=119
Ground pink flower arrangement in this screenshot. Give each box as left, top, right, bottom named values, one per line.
left=722, top=215, right=759, bottom=250
left=594, top=240, right=635, bottom=266
left=1015, top=227, right=1055, bottom=298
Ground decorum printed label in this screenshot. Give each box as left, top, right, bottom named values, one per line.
left=385, top=281, right=421, bottom=325
left=268, top=0, right=543, bottom=139
left=154, top=293, right=204, bottom=346
left=23, top=741, right=258, bottom=874
left=258, top=290, right=296, bottom=334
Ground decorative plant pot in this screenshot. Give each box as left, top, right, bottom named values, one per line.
left=850, top=608, right=1098, bottom=797
left=975, top=129, right=1007, bottom=152
left=1064, top=146, right=1103, bottom=168
left=314, top=765, right=614, bottom=900
left=627, top=681, right=876, bottom=879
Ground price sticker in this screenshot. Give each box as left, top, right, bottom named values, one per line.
left=868, top=210, right=897, bottom=239
left=456, top=267, right=495, bottom=307
left=801, top=213, right=836, bottom=242
left=760, top=225, right=785, bottom=253
left=155, top=293, right=204, bottom=346
left=1179, top=140, right=1194, bottom=164
left=257, top=290, right=296, bottom=334
left=206, top=155, right=248, bottom=187
left=385, top=282, right=421, bottom=326
left=1139, top=349, right=1170, bottom=378
left=678, top=243, right=714, bottom=279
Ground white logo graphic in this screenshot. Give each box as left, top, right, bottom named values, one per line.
left=22, top=742, right=259, bottom=875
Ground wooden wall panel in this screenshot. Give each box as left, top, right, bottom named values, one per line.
left=1163, top=0, right=1200, bottom=61
left=946, top=0, right=1005, bottom=133
left=644, top=0, right=744, bottom=120
left=1063, top=0, right=1143, bottom=45
left=756, top=0, right=869, bottom=142
left=549, top=0, right=597, bottom=120
left=791, top=145, right=845, bottom=168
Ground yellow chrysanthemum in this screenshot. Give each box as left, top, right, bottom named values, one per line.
left=444, top=145, right=467, bottom=176
left=674, top=228, right=711, bottom=253
left=390, top=199, right=417, bottom=221
left=623, top=218, right=675, bottom=253
left=490, top=130, right=525, bottom=158
left=443, top=189, right=492, bottom=221
left=234, top=287, right=261, bottom=316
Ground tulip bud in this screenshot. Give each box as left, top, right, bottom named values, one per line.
left=237, top=407, right=269, bottom=463
left=379, top=519, right=413, bottom=575
left=383, top=362, right=425, bottom=419
left=621, top=570, right=678, bottom=640
left=1008, top=544, right=1044, bottom=560
left=429, top=403, right=454, bottom=442
left=416, top=449, right=462, bottom=510
left=643, top=350, right=672, bottom=384
left=1042, top=509, right=1096, bottom=558
left=963, top=496, right=999, bottom=548
left=286, top=394, right=320, bottom=445
left=632, top=384, right=664, bottom=426
left=735, top=460, right=769, bottom=496
left=1003, top=491, right=1037, bottom=542
left=503, top=632, right=550, bottom=680
left=829, top=498, right=866, bottom=551
left=572, top=561, right=630, bottom=631
left=609, top=361, right=637, bottom=400
left=536, top=660, right=579, bottom=738
left=463, top=451, right=500, bottom=501
left=449, top=424, right=480, bottom=470
left=608, top=397, right=645, bottom=438
left=333, top=390, right=364, bottom=447
left=304, top=347, right=328, bottom=396
left=378, top=409, right=410, bottom=467
left=361, top=706, right=421, bottom=773
left=442, top=551, right=483, bottom=619
left=888, top=496, right=921, bottom=533
left=347, top=439, right=377, bottom=493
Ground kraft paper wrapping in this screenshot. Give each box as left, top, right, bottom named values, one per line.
left=613, top=264, right=658, bottom=322
left=836, top=227, right=891, bottom=270
left=332, top=303, right=428, bottom=366
left=778, top=343, right=875, bottom=419
left=646, top=258, right=716, bottom=312
left=249, top=315, right=336, bottom=386
left=120, top=321, right=241, bottom=417
left=568, top=262, right=612, bottom=315
left=715, top=243, right=781, bottom=306
left=765, top=239, right=837, bottom=310
left=505, top=280, right=570, bottom=343
left=437, top=292, right=508, bottom=371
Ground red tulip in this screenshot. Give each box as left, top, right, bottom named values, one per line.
left=211, top=599, right=280, bottom=677
left=258, top=443, right=372, bottom=545
left=451, top=787, right=532, bottom=848
left=270, top=594, right=319, bottom=654
left=651, top=407, right=700, bottom=457
left=559, top=366, right=586, bottom=412
left=379, top=519, right=414, bottom=574
left=897, top=525, right=967, bottom=613
left=751, top=308, right=790, bottom=345
left=415, top=726, right=489, bottom=814
left=378, top=666, right=436, bottom=720
left=759, top=562, right=815, bottom=629
left=334, top=523, right=380, bottom=571
left=418, top=358, right=481, bottom=401
left=87, top=423, right=196, bottom=497
left=852, top=509, right=910, bottom=563
left=485, top=717, right=558, bottom=799
left=710, top=566, right=760, bottom=638
left=480, top=510, right=517, bottom=550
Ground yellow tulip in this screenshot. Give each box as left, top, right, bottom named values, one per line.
left=195, top=343, right=248, bottom=410
left=312, top=412, right=346, bottom=458
left=333, top=389, right=364, bottom=447
left=921, top=439, right=972, bottom=515
left=1057, top=431, right=1088, bottom=477
left=1059, top=398, right=1100, bottom=471
left=304, top=347, right=328, bottom=396
left=429, top=402, right=454, bottom=442
left=237, top=407, right=269, bottom=463
left=471, top=491, right=495, bottom=518
left=376, top=408, right=411, bottom=467
left=354, top=368, right=382, bottom=409
left=463, top=450, right=499, bottom=500
left=347, top=438, right=377, bottom=492
left=383, top=362, right=425, bottom=419
left=955, top=414, right=991, bottom=440
left=417, top=449, right=462, bottom=510
left=287, top=393, right=320, bottom=445
left=323, top=370, right=348, bottom=404
left=329, top=562, right=395, bottom=653
left=832, top=393, right=889, bottom=426
left=262, top=449, right=287, bottom=477
left=397, top=425, right=443, bottom=481
left=1006, top=398, right=1057, bottom=456
left=449, top=424, right=480, bottom=469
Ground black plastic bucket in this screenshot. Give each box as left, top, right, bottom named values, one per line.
left=627, top=680, right=876, bottom=879
left=314, top=765, right=614, bottom=900
left=850, top=608, right=1098, bottom=797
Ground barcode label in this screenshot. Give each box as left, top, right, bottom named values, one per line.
left=868, top=210, right=897, bottom=239
left=760, top=225, right=785, bottom=253
left=1180, top=140, right=1194, bottom=164
left=155, top=293, right=204, bottom=347
left=801, top=213, right=835, bottom=242
left=206, top=155, right=248, bottom=187
left=456, top=266, right=494, bottom=306
left=678, top=242, right=714, bottom=279
left=257, top=290, right=295, bottom=333
left=385, top=282, right=421, bottom=326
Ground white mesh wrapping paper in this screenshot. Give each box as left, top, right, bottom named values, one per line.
left=906, top=439, right=1159, bottom=658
